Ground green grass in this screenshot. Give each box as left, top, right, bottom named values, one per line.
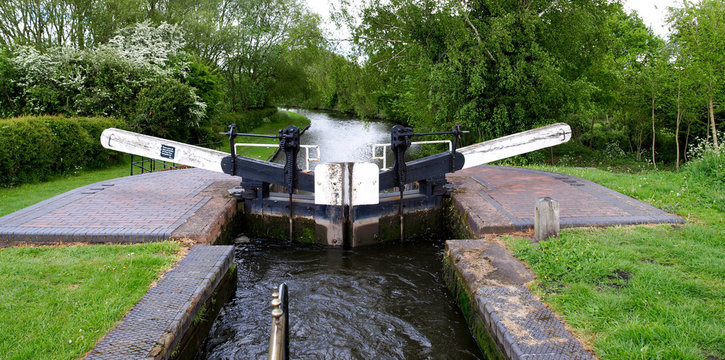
left=503, top=164, right=724, bottom=360
left=0, top=241, right=182, bottom=360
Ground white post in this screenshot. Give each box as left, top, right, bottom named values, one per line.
left=535, top=197, right=560, bottom=241
left=305, top=147, right=310, bottom=171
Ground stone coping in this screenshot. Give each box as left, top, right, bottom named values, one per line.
left=445, top=239, right=595, bottom=360
left=85, top=245, right=234, bottom=360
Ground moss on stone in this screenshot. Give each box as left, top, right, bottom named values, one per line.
left=442, top=254, right=505, bottom=360
left=443, top=198, right=474, bottom=239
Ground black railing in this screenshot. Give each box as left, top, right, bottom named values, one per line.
left=130, top=140, right=223, bottom=175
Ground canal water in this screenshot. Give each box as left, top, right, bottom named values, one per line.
left=288, top=108, right=392, bottom=165
left=196, top=240, right=484, bottom=359
left=272, top=108, right=392, bottom=169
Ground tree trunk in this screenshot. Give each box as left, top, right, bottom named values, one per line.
left=709, top=81, right=718, bottom=148
left=589, top=117, right=595, bottom=149
left=676, top=78, right=682, bottom=170
left=636, top=127, right=643, bottom=161
left=651, top=91, right=657, bottom=169
left=685, top=122, right=691, bottom=162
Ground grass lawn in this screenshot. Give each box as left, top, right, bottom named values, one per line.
left=0, top=161, right=131, bottom=217
left=504, top=164, right=724, bottom=359
left=0, top=241, right=183, bottom=360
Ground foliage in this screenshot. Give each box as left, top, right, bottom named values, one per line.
left=684, top=138, right=725, bottom=187
left=220, top=0, right=324, bottom=111
left=129, top=78, right=206, bottom=142
left=217, top=107, right=278, bottom=133
left=507, top=165, right=724, bottom=359
left=0, top=241, right=182, bottom=360
left=0, top=116, right=125, bottom=187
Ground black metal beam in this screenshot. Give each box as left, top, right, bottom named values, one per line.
left=220, top=155, right=315, bottom=192
left=379, top=151, right=465, bottom=190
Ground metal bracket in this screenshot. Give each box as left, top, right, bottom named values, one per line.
left=219, top=124, right=311, bottom=193
left=386, top=124, right=469, bottom=191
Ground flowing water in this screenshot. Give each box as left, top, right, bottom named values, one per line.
left=277, top=108, right=392, bottom=167
left=197, top=240, right=484, bottom=359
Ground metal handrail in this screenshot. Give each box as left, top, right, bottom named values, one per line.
left=234, top=143, right=320, bottom=171
left=372, top=140, right=452, bottom=169
left=268, top=283, right=289, bottom=360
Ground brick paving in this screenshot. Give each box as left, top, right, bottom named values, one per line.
left=0, top=169, right=239, bottom=245
left=448, top=165, right=683, bottom=235
left=85, top=245, right=234, bottom=360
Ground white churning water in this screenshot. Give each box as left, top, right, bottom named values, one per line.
left=283, top=108, right=392, bottom=165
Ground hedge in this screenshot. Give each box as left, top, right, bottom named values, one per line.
left=0, top=116, right=126, bottom=187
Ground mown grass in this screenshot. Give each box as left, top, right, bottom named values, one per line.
left=503, top=162, right=724, bottom=359
left=0, top=241, right=182, bottom=360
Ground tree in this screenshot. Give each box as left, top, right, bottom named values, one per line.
left=670, top=0, right=725, bottom=149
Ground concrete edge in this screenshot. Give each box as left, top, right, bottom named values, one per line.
left=443, top=239, right=596, bottom=360
left=85, top=245, right=236, bottom=360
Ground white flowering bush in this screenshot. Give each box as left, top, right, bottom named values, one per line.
left=2, top=22, right=215, bottom=143
left=685, top=134, right=724, bottom=186
left=99, top=21, right=188, bottom=77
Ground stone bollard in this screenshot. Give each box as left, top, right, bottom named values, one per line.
left=535, top=197, right=560, bottom=241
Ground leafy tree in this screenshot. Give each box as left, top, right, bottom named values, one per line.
left=670, top=0, right=725, bottom=149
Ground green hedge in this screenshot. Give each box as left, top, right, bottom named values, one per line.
left=0, top=116, right=126, bottom=187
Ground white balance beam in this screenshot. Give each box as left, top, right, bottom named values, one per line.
left=458, top=123, right=571, bottom=169
left=100, top=128, right=228, bottom=174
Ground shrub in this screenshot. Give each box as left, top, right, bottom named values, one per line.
left=0, top=48, right=20, bottom=118
left=684, top=140, right=724, bottom=187
left=128, top=79, right=206, bottom=143
left=0, top=116, right=125, bottom=187
left=4, top=22, right=212, bottom=144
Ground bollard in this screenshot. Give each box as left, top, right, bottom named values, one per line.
left=535, top=197, right=560, bottom=241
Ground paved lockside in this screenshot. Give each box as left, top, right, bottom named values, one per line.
left=85, top=245, right=234, bottom=360
left=448, top=165, right=683, bottom=235
left=0, top=169, right=239, bottom=245
left=446, top=240, right=595, bottom=360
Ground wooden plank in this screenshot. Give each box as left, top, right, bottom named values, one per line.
left=100, top=128, right=228, bottom=173
left=458, top=123, right=572, bottom=169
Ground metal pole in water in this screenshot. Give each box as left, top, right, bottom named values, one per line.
left=289, top=193, right=293, bottom=242
left=268, top=284, right=289, bottom=360
left=279, top=283, right=289, bottom=360
left=399, top=189, right=404, bottom=242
